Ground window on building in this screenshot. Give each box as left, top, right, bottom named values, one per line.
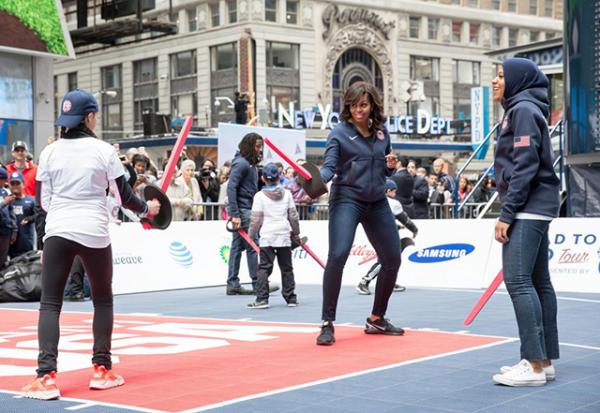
left=450, top=0, right=460, bottom=4
left=428, top=18, right=439, bottom=40
left=492, top=26, right=501, bottom=47
left=210, top=2, right=219, bottom=27
left=410, top=56, right=440, bottom=81
left=452, top=60, right=480, bottom=85
left=508, top=28, right=518, bottom=46
left=210, top=43, right=238, bottom=126
left=468, top=0, right=478, bottom=6
left=507, top=0, right=517, bottom=12
left=409, top=17, right=420, bottom=39
left=491, top=0, right=501, bottom=9
left=133, top=58, right=159, bottom=132
left=546, top=32, right=556, bottom=39
left=544, top=0, right=553, bottom=17
left=267, top=42, right=300, bottom=123
left=529, top=0, right=538, bottom=14
left=530, top=30, right=540, bottom=42
left=170, top=51, right=198, bottom=122
left=265, top=0, right=277, bottom=22
left=67, top=72, right=77, bottom=91
left=286, top=0, right=298, bottom=24
left=101, top=65, right=122, bottom=136
left=188, top=8, right=197, bottom=31
left=227, top=0, right=237, bottom=23
left=469, top=23, right=480, bottom=45
left=452, top=21, right=462, bottom=43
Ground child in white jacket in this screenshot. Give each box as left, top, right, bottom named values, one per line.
left=247, top=163, right=302, bottom=308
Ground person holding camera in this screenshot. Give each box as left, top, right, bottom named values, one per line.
left=197, top=158, right=220, bottom=220
left=0, top=167, right=17, bottom=268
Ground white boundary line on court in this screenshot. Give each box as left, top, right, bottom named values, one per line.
left=420, top=287, right=600, bottom=304
left=178, top=338, right=518, bottom=413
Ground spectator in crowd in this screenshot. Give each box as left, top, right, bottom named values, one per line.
left=247, top=163, right=301, bottom=309
left=234, top=91, right=249, bottom=125
left=226, top=133, right=263, bottom=295
left=427, top=174, right=438, bottom=203
left=0, top=168, right=17, bottom=268
left=433, top=158, right=454, bottom=193
left=131, top=154, right=153, bottom=199
left=412, top=163, right=429, bottom=219
left=6, top=141, right=37, bottom=197
left=178, top=159, right=203, bottom=220
left=275, top=162, right=284, bottom=183
left=281, top=167, right=295, bottom=187
left=390, top=155, right=415, bottom=218
left=473, top=177, right=496, bottom=203
left=198, top=158, right=220, bottom=220
left=8, top=172, right=35, bottom=259
left=456, top=176, right=471, bottom=203
left=166, top=171, right=193, bottom=222
left=288, top=159, right=314, bottom=220
left=218, top=164, right=231, bottom=219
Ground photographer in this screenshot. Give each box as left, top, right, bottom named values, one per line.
left=234, top=91, right=249, bottom=125
left=197, top=158, right=220, bottom=220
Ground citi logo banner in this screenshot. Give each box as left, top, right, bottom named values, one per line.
left=409, top=243, right=475, bottom=263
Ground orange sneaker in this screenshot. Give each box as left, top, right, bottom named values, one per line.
left=21, top=371, right=60, bottom=400
left=89, top=364, right=125, bottom=390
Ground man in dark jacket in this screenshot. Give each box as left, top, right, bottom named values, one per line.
left=390, top=156, right=415, bottom=218
left=226, top=133, right=279, bottom=296
left=0, top=168, right=17, bottom=268
left=412, top=163, right=429, bottom=219
left=433, top=158, right=454, bottom=193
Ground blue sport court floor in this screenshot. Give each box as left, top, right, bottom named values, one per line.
left=0, top=284, right=599, bottom=413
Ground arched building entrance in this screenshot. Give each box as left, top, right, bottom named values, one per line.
left=331, top=48, right=383, bottom=113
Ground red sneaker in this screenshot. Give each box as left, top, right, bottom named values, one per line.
left=21, top=371, right=60, bottom=400
left=89, top=364, right=125, bottom=390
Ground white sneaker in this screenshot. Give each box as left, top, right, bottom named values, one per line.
left=500, top=360, right=556, bottom=380
left=493, top=359, right=546, bottom=387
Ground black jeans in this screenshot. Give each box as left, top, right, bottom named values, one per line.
left=255, top=246, right=296, bottom=302
left=322, top=197, right=401, bottom=321
left=37, top=236, right=114, bottom=377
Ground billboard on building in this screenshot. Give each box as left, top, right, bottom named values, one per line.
left=0, top=0, right=74, bottom=59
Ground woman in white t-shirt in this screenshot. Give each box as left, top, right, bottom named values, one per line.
left=21, top=89, right=160, bottom=401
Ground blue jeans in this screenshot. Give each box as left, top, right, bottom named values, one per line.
left=503, top=219, right=559, bottom=361
left=227, top=208, right=258, bottom=289
left=322, top=197, right=401, bottom=321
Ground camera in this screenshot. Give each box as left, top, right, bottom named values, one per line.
left=200, top=168, right=215, bottom=180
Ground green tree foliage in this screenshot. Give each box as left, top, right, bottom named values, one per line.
left=0, top=0, right=68, bottom=56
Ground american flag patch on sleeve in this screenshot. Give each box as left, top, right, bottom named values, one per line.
left=514, top=135, right=530, bottom=148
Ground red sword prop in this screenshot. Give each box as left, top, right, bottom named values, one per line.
left=238, top=228, right=260, bottom=255
left=263, top=137, right=313, bottom=181
left=300, top=243, right=326, bottom=269
left=463, top=269, right=504, bottom=325
left=141, top=116, right=193, bottom=230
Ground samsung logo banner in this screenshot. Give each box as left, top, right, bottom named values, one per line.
left=409, top=244, right=475, bottom=263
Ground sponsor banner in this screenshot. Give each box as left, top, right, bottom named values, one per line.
left=110, top=218, right=600, bottom=295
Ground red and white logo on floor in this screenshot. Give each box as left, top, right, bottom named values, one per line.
left=0, top=309, right=507, bottom=412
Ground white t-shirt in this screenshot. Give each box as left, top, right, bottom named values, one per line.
left=387, top=196, right=404, bottom=216
left=252, top=187, right=296, bottom=247
left=37, top=137, right=124, bottom=248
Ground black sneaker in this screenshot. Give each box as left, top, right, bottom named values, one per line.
left=355, top=282, right=370, bottom=295
left=247, top=300, right=269, bottom=309
left=316, top=321, right=335, bottom=345
left=364, top=317, right=405, bottom=336
left=287, top=298, right=298, bottom=307
left=393, top=284, right=406, bottom=292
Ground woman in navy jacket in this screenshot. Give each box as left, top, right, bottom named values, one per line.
left=316, top=82, right=403, bottom=345
left=491, top=58, right=560, bottom=387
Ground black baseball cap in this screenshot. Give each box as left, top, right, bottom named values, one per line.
left=55, top=89, right=99, bottom=129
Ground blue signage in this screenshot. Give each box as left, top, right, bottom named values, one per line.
left=409, top=243, right=475, bottom=263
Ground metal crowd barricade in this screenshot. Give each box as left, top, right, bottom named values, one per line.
left=187, top=202, right=331, bottom=221
left=430, top=202, right=487, bottom=219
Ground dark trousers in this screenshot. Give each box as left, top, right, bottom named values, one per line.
left=503, top=219, right=559, bottom=361
left=0, top=235, right=10, bottom=269
left=322, top=197, right=401, bottom=321
left=227, top=208, right=258, bottom=289
left=37, top=236, right=114, bottom=377
left=68, top=256, right=85, bottom=296
left=256, top=246, right=296, bottom=302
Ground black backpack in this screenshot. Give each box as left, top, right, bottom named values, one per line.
left=0, top=251, right=42, bottom=302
